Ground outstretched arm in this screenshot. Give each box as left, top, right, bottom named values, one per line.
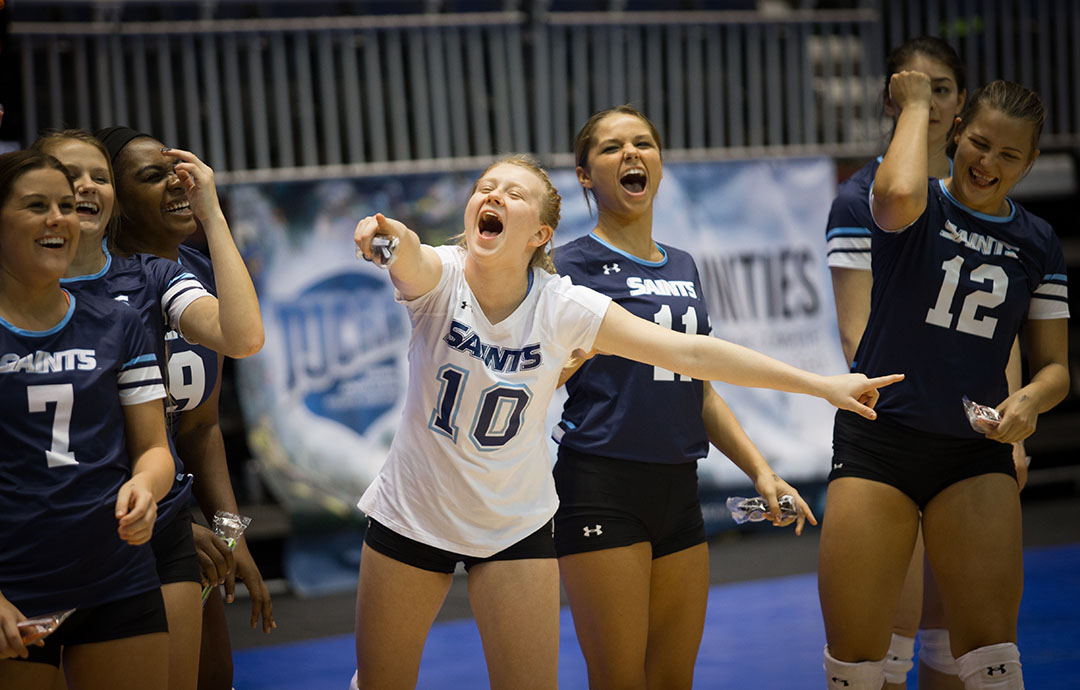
left=166, top=148, right=264, bottom=358
left=353, top=213, right=443, bottom=300
left=592, top=301, right=903, bottom=419
left=871, top=70, right=933, bottom=232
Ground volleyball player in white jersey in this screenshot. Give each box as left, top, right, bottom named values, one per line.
left=350, top=155, right=902, bottom=689
left=818, top=77, right=1068, bottom=689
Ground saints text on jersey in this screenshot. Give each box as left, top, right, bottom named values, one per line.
left=940, top=219, right=1019, bottom=259
left=625, top=276, right=698, bottom=298
left=443, top=320, right=542, bottom=373
left=0, top=349, right=96, bottom=374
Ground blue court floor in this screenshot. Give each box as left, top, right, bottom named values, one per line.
left=233, top=543, right=1080, bottom=689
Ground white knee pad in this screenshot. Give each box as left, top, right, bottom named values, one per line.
left=823, top=645, right=886, bottom=689
left=348, top=669, right=359, bottom=690
left=883, top=633, right=915, bottom=684
left=956, top=643, right=1023, bottom=690
left=918, top=628, right=959, bottom=675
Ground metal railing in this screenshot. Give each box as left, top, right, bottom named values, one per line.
left=10, top=1, right=1080, bottom=182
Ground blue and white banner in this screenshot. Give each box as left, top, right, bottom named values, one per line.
left=227, top=157, right=843, bottom=519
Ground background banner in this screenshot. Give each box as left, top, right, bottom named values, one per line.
left=227, top=158, right=843, bottom=528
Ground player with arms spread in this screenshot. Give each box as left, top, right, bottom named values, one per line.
left=349, top=155, right=901, bottom=689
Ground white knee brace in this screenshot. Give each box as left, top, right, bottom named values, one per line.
left=823, top=645, right=886, bottom=689
left=883, top=633, right=915, bottom=684
left=918, top=628, right=959, bottom=675
left=956, top=643, right=1023, bottom=690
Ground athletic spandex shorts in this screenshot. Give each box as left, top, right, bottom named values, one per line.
left=830, top=409, right=1015, bottom=508
left=150, top=504, right=202, bottom=585
left=18, top=588, right=168, bottom=667
left=364, top=517, right=556, bottom=574
left=552, top=446, right=706, bottom=559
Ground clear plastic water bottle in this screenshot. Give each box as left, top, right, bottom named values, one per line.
left=726, top=494, right=797, bottom=524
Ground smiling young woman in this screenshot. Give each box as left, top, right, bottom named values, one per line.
left=0, top=150, right=174, bottom=690
left=549, top=105, right=821, bottom=690
left=818, top=80, right=1068, bottom=690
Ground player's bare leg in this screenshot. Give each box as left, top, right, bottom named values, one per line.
left=883, top=526, right=924, bottom=690
left=0, top=659, right=60, bottom=690
left=559, top=542, right=653, bottom=690
left=468, top=558, right=559, bottom=690
left=819, top=478, right=921, bottom=664
left=918, top=559, right=964, bottom=690
left=645, top=542, right=709, bottom=690
left=198, top=585, right=233, bottom=690
left=62, top=632, right=168, bottom=690
left=354, top=543, right=452, bottom=689
left=922, top=474, right=1022, bottom=662
left=161, top=581, right=203, bottom=690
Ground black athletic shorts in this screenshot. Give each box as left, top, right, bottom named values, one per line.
left=364, top=517, right=557, bottom=574
left=830, top=409, right=1016, bottom=508
left=552, top=446, right=706, bottom=559
left=150, top=504, right=201, bottom=585
left=18, top=588, right=169, bottom=667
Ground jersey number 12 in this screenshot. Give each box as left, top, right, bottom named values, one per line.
left=925, top=256, right=1008, bottom=339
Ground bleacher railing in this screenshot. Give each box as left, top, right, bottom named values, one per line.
left=11, top=1, right=1080, bottom=183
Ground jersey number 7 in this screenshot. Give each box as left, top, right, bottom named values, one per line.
left=27, top=383, right=79, bottom=467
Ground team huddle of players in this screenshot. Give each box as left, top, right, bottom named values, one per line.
left=0, top=34, right=1068, bottom=690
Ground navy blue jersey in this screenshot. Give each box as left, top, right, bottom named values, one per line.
left=61, top=243, right=212, bottom=526
left=554, top=233, right=712, bottom=464
left=855, top=179, right=1069, bottom=436
left=167, top=244, right=219, bottom=422
left=825, top=157, right=881, bottom=271
left=0, top=293, right=166, bottom=615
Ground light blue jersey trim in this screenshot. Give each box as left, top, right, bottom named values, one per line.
left=122, top=353, right=159, bottom=369
left=937, top=179, right=1015, bottom=223
left=826, top=226, right=872, bottom=239
left=1044, top=273, right=1068, bottom=282
left=59, top=237, right=113, bottom=284
left=0, top=291, right=77, bottom=336
left=589, top=232, right=668, bottom=267
left=165, top=271, right=199, bottom=288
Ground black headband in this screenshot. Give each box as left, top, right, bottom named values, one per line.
left=96, top=126, right=149, bottom=163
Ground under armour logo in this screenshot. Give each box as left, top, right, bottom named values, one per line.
left=831, top=679, right=849, bottom=687
left=460, top=301, right=468, bottom=310
left=583, top=525, right=603, bottom=537
left=832, top=463, right=843, bottom=470
left=602, top=263, right=620, bottom=275
left=987, top=665, right=1007, bottom=676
